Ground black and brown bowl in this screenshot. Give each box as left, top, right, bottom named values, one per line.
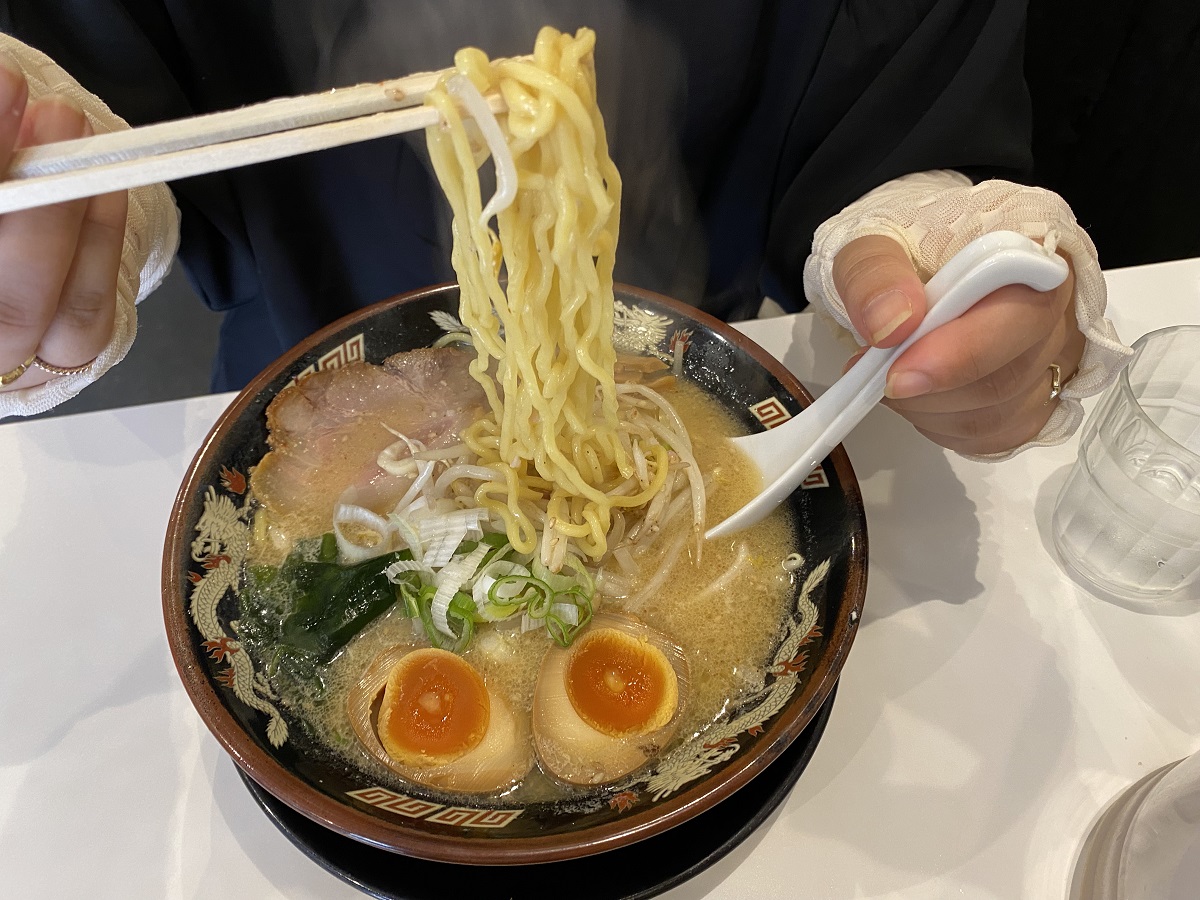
left=162, top=283, right=867, bottom=866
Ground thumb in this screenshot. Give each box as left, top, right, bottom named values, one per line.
left=832, top=235, right=927, bottom=349
left=0, top=55, right=29, bottom=174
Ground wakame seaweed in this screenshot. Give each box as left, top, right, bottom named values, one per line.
left=240, top=539, right=416, bottom=688
left=237, top=531, right=513, bottom=690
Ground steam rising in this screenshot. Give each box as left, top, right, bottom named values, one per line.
left=267, top=0, right=708, bottom=302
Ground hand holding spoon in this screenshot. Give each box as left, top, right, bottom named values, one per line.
left=706, top=231, right=1070, bottom=539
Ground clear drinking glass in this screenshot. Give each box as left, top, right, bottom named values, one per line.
left=1052, top=325, right=1200, bottom=601
left=1071, top=750, right=1200, bottom=900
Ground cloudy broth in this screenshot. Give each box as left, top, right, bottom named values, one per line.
left=246, top=379, right=796, bottom=803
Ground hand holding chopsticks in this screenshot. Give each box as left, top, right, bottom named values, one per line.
left=0, top=67, right=506, bottom=216
left=0, top=63, right=129, bottom=394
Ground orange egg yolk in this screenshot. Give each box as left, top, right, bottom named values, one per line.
left=377, top=648, right=490, bottom=766
left=564, top=628, right=678, bottom=737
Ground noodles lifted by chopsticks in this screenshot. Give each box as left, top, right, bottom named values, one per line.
left=425, top=26, right=693, bottom=570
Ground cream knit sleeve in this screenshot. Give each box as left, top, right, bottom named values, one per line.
left=0, top=34, right=180, bottom=418
left=801, top=170, right=1133, bottom=459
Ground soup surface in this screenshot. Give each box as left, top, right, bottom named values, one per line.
left=239, top=363, right=796, bottom=803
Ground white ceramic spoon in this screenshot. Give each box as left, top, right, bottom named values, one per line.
left=705, top=230, right=1070, bottom=540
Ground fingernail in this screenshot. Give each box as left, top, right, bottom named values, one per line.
left=863, top=290, right=912, bottom=345
left=0, top=53, right=27, bottom=117
left=885, top=370, right=934, bottom=399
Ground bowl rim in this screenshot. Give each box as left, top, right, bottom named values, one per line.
left=162, top=281, right=868, bottom=865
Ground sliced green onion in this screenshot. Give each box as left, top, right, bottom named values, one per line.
left=522, top=579, right=556, bottom=619
left=430, top=542, right=490, bottom=637
left=422, top=509, right=488, bottom=569
left=384, top=557, right=435, bottom=582
left=543, top=591, right=593, bottom=647
left=318, top=532, right=338, bottom=563
left=473, top=560, right=533, bottom=621
left=332, top=502, right=394, bottom=563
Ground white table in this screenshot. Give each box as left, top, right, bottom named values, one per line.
left=2, top=259, right=1198, bottom=899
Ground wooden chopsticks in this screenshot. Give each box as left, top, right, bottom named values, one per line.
left=0, top=67, right=505, bottom=215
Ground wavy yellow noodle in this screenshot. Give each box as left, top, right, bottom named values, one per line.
left=426, top=26, right=673, bottom=565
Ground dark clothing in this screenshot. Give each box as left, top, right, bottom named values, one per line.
left=1025, top=0, right=1200, bottom=270
left=1, top=1, right=1032, bottom=391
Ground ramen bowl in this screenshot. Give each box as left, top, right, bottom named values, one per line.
left=162, top=283, right=867, bottom=866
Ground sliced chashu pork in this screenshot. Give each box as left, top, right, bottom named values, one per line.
left=251, top=347, right=485, bottom=558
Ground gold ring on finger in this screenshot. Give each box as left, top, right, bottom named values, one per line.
left=1045, top=363, right=1063, bottom=405
left=0, top=354, right=36, bottom=386
left=31, top=356, right=97, bottom=376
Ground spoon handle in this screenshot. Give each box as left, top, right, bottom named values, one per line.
left=706, top=231, right=1070, bottom=539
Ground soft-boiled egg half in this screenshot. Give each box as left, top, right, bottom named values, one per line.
left=532, top=613, right=690, bottom=785
left=348, top=646, right=532, bottom=793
